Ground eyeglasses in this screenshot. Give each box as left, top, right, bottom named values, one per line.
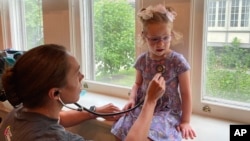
left=145, top=35, right=172, bottom=44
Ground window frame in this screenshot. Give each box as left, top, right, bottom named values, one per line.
left=71, top=0, right=134, bottom=98
left=1, top=0, right=27, bottom=50
left=1, top=0, right=45, bottom=50
left=191, top=0, right=250, bottom=123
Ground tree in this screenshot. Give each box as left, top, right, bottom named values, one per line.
left=24, top=0, right=44, bottom=49
left=94, top=0, right=135, bottom=76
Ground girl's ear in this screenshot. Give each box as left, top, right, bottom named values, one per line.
left=142, top=31, right=147, bottom=36
left=142, top=31, right=147, bottom=39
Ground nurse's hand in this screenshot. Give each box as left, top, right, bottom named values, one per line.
left=96, top=103, right=121, bottom=121
left=145, top=73, right=165, bottom=103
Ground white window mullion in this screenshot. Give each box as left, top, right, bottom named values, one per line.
left=80, top=0, right=95, bottom=80
left=215, top=1, right=219, bottom=27
left=238, top=0, right=242, bottom=28
left=225, top=0, right=230, bottom=30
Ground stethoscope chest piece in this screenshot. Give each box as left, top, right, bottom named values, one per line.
left=156, top=65, right=166, bottom=74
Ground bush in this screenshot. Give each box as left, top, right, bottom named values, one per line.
left=205, top=37, right=250, bottom=102
left=94, top=0, right=135, bottom=76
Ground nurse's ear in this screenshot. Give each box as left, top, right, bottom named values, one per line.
left=54, top=90, right=60, bottom=96
left=48, top=88, right=60, bottom=99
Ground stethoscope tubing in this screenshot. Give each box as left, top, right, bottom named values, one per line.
left=61, top=76, right=174, bottom=116
left=74, top=100, right=144, bottom=116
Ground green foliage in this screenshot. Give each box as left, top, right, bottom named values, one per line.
left=95, top=67, right=135, bottom=87
left=220, top=38, right=249, bottom=68
left=94, top=0, right=135, bottom=76
left=205, top=37, right=250, bottom=102
left=24, top=0, right=44, bottom=49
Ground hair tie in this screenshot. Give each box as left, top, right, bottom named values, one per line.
left=137, top=4, right=177, bottom=22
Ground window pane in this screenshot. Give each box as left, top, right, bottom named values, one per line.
left=218, top=1, right=226, bottom=27
left=24, top=0, right=44, bottom=49
left=93, top=0, right=135, bottom=87
left=241, top=0, right=249, bottom=27
left=205, top=0, right=250, bottom=107
left=208, top=1, right=216, bottom=27
left=230, top=0, right=239, bottom=27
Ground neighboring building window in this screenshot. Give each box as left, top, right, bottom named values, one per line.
left=218, top=0, right=226, bottom=27
left=230, top=0, right=240, bottom=27
left=208, top=0, right=249, bottom=29
left=241, top=0, right=249, bottom=27
left=230, top=0, right=249, bottom=28
left=208, top=1, right=216, bottom=27
left=208, top=0, right=226, bottom=27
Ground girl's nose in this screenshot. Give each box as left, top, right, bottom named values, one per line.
left=157, top=40, right=165, bottom=46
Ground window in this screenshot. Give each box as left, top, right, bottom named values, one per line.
left=230, top=0, right=250, bottom=28
left=23, top=0, right=44, bottom=49
left=230, top=0, right=240, bottom=27
left=207, top=0, right=226, bottom=28
left=218, top=0, right=226, bottom=27
left=2, top=0, right=135, bottom=97
left=208, top=1, right=216, bottom=27
left=192, top=0, right=250, bottom=123
left=207, top=0, right=250, bottom=30
left=2, top=0, right=43, bottom=50
left=80, top=0, right=136, bottom=94
left=241, top=0, right=249, bottom=27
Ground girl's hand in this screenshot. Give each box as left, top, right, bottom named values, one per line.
left=176, top=122, right=196, bottom=140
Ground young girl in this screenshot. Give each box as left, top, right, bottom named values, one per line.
left=111, top=4, right=196, bottom=141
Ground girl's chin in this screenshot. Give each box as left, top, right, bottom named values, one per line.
left=149, top=51, right=165, bottom=59
left=154, top=52, right=165, bottom=57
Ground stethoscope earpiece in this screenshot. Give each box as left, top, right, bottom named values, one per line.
left=54, top=91, right=60, bottom=96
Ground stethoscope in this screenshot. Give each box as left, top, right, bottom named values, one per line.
left=59, top=53, right=174, bottom=116
left=59, top=75, right=174, bottom=117
left=58, top=97, right=144, bottom=116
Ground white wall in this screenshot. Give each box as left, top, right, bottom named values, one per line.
left=42, top=0, right=70, bottom=50
left=0, top=13, right=3, bottom=49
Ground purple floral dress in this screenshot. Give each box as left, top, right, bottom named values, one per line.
left=111, top=51, right=190, bottom=141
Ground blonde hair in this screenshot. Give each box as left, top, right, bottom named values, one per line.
left=137, top=4, right=183, bottom=47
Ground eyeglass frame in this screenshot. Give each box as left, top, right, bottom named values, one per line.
left=144, top=35, right=172, bottom=44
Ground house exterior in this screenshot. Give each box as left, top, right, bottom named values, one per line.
left=207, top=0, right=250, bottom=48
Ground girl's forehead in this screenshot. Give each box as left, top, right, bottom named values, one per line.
left=145, top=23, right=172, bottom=36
